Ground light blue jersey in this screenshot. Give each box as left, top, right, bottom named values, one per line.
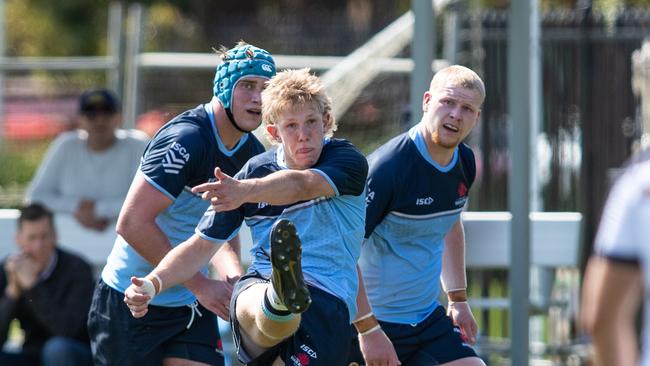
left=101, top=104, right=264, bottom=307
left=360, top=124, right=476, bottom=324
left=197, top=138, right=368, bottom=321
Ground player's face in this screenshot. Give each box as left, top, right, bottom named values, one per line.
left=421, top=83, right=482, bottom=149
left=230, top=77, right=267, bottom=132
left=267, top=104, right=328, bottom=170
left=16, top=217, right=56, bottom=272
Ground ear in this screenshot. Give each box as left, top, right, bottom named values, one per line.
left=322, top=112, right=332, bottom=131
left=266, top=124, right=281, bottom=142
left=422, top=91, right=432, bottom=113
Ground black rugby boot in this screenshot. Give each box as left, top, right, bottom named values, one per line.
left=269, top=219, right=311, bottom=313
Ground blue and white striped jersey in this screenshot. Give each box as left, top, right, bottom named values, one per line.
left=196, top=138, right=368, bottom=321
left=101, top=103, right=265, bottom=307
left=360, top=123, right=476, bottom=324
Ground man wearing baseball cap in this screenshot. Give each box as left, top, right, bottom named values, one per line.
left=87, top=42, right=276, bottom=366
left=26, top=88, right=148, bottom=231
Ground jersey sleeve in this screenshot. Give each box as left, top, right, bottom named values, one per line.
left=310, top=141, right=368, bottom=197
left=139, top=125, right=206, bottom=200
left=364, top=156, right=396, bottom=238
left=459, top=143, right=477, bottom=188
left=594, top=167, right=642, bottom=263
left=195, top=207, right=244, bottom=243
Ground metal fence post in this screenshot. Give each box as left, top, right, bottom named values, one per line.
left=123, top=3, right=143, bottom=129
left=410, top=0, right=434, bottom=125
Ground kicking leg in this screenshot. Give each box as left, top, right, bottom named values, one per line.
left=235, top=219, right=311, bottom=350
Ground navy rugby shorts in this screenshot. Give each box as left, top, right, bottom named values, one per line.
left=87, top=279, right=224, bottom=366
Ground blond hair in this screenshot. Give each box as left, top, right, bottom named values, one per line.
left=262, top=68, right=337, bottom=144
left=430, top=65, right=486, bottom=104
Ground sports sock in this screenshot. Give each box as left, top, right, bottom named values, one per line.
left=265, top=287, right=289, bottom=312
left=261, top=289, right=293, bottom=321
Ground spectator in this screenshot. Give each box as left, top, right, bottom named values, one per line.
left=581, top=148, right=650, bottom=366
left=0, top=203, right=94, bottom=366
left=26, top=89, right=149, bottom=231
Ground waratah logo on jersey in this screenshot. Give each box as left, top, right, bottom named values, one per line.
left=455, top=182, right=469, bottom=207
left=162, top=142, right=190, bottom=174
left=457, top=182, right=468, bottom=197
left=289, top=353, right=310, bottom=366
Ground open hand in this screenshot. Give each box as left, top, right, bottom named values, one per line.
left=191, top=168, right=250, bottom=212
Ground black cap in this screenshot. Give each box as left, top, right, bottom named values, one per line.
left=79, top=89, right=120, bottom=115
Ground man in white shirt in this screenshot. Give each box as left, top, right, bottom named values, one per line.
left=26, top=89, right=149, bottom=231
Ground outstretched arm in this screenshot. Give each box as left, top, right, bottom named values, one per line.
left=441, top=219, right=477, bottom=344
left=192, top=167, right=335, bottom=212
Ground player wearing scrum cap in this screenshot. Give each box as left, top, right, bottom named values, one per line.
left=87, top=42, right=276, bottom=366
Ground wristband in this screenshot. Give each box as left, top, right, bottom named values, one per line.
left=446, top=287, right=466, bottom=293
left=151, top=273, right=163, bottom=295
left=447, top=288, right=468, bottom=302
left=448, top=300, right=468, bottom=306
left=353, top=311, right=374, bottom=323
left=353, top=313, right=379, bottom=334
left=359, top=324, right=382, bottom=337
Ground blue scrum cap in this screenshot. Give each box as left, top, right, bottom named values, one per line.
left=213, top=44, right=276, bottom=110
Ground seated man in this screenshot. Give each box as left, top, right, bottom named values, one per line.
left=0, top=203, right=94, bottom=366
left=125, top=68, right=369, bottom=365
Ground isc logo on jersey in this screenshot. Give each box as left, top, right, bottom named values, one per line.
left=416, top=197, right=434, bottom=205
left=162, top=142, right=190, bottom=174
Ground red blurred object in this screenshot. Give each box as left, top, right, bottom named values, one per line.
left=3, top=113, right=68, bottom=140
left=136, top=109, right=168, bottom=138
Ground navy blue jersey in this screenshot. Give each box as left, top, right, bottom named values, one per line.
left=360, top=124, right=475, bottom=323
left=197, top=138, right=368, bottom=320
left=102, top=103, right=265, bottom=307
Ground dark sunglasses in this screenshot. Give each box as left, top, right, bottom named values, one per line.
left=82, top=109, right=115, bottom=119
